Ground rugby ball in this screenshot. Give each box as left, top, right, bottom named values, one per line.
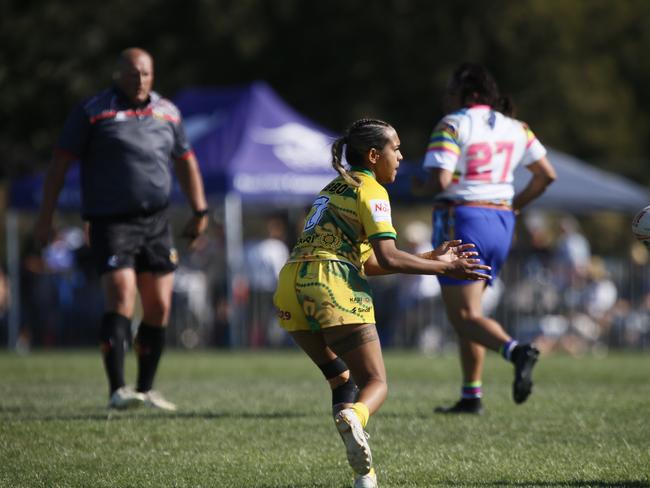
left=631, top=205, right=650, bottom=248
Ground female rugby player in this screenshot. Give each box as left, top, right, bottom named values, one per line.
left=274, top=118, right=491, bottom=487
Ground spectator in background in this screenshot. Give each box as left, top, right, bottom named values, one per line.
left=413, top=62, right=556, bottom=414
left=19, top=237, right=57, bottom=349
left=390, top=221, right=442, bottom=348
left=33, top=47, right=208, bottom=411
left=553, top=215, right=591, bottom=290
left=41, top=226, right=100, bottom=346
left=170, top=219, right=230, bottom=349
left=580, top=256, right=618, bottom=322
left=536, top=256, right=617, bottom=356
left=243, top=215, right=290, bottom=346
left=0, top=266, right=9, bottom=346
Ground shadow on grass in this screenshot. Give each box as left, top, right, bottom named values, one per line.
left=445, top=481, right=650, bottom=487
left=256, top=484, right=349, bottom=488
left=3, top=408, right=311, bottom=422
left=378, top=411, right=446, bottom=419
left=238, top=483, right=650, bottom=488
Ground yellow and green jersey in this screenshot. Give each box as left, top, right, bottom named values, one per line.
left=289, top=167, right=397, bottom=272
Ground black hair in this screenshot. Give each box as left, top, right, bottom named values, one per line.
left=448, top=62, right=513, bottom=113
left=330, top=118, right=392, bottom=187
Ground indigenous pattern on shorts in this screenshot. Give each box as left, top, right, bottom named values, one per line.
left=274, top=260, right=375, bottom=332
left=295, top=260, right=374, bottom=330
left=289, top=168, right=397, bottom=273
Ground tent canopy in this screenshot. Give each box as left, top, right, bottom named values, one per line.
left=513, top=148, right=649, bottom=214
left=389, top=148, right=649, bottom=215
left=8, top=81, right=338, bottom=210
left=8, top=81, right=648, bottom=214
left=175, top=81, right=336, bottom=201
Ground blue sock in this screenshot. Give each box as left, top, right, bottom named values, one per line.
left=500, top=340, right=518, bottom=361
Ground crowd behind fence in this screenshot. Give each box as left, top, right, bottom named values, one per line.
left=3, top=213, right=649, bottom=353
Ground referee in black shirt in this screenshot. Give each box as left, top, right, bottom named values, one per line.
left=34, top=47, right=209, bottom=410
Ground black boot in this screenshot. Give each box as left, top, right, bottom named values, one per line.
left=434, top=398, right=484, bottom=415
left=511, top=344, right=540, bottom=404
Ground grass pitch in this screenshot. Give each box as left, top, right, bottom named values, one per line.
left=1, top=350, right=649, bottom=487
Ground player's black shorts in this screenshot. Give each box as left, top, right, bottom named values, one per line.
left=87, top=210, right=178, bottom=275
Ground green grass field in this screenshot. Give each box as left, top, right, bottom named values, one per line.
left=1, top=350, right=649, bottom=488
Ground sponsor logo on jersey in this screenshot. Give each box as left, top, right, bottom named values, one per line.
left=369, top=199, right=392, bottom=223
left=349, top=296, right=371, bottom=304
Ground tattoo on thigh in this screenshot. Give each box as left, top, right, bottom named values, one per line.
left=330, top=326, right=379, bottom=356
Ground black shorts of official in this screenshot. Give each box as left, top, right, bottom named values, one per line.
left=87, top=210, right=178, bottom=276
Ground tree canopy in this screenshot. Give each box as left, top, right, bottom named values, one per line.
left=2, top=0, right=649, bottom=186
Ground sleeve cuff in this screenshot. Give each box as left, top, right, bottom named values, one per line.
left=368, top=232, right=397, bottom=240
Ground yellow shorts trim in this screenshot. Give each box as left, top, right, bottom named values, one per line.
left=273, top=260, right=375, bottom=332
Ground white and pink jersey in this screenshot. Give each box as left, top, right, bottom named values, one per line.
left=422, top=105, right=547, bottom=203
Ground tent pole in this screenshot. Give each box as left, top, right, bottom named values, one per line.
left=5, top=210, right=20, bottom=350
left=224, top=191, right=244, bottom=348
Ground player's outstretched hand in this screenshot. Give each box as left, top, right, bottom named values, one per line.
left=446, top=258, right=491, bottom=281
left=418, top=239, right=479, bottom=263
left=417, top=239, right=490, bottom=280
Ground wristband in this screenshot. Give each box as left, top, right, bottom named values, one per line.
left=193, top=208, right=209, bottom=218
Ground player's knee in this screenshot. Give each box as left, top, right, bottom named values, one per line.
left=106, top=290, right=136, bottom=317
left=369, top=374, right=388, bottom=391
left=457, top=307, right=483, bottom=323
left=356, top=372, right=388, bottom=396
left=142, top=300, right=171, bottom=324
left=318, top=357, right=349, bottom=383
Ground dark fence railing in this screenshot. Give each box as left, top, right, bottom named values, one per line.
left=7, top=242, right=650, bottom=353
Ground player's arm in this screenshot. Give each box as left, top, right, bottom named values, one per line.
left=413, top=118, right=460, bottom=197
left=365, top=237, right=490, bottom=281
left=173, top=152, right=209, bottom=242
left=512, top=156, right=556, bottom=212
left=411, top=167, right=453, bottom=197
left=35, top=103, right=88, bottom=245
left=34, top=152, right=75, bottom=244
left=364, top=239, right=478, bottom=276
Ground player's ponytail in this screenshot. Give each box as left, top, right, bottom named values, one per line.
left=331, top=135, right=359, bottom=187
left=331, top=118, right=393, bottom=187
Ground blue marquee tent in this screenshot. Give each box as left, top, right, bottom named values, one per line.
left=10, top=81, right=648, bottom=213
left=175, top=81, right=338, bottom=201
left=5, top=82, right=650, bottom=348
left=8, top=81, right=337, bottom=210
left=389, top=148, right=649, bottom=215
left=513, top=148, right=649, bottom=214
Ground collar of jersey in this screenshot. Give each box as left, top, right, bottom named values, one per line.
left=350, top=166, right=375, bottom=178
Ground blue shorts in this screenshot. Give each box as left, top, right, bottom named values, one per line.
left=432, top=205, right=515, bottom=286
